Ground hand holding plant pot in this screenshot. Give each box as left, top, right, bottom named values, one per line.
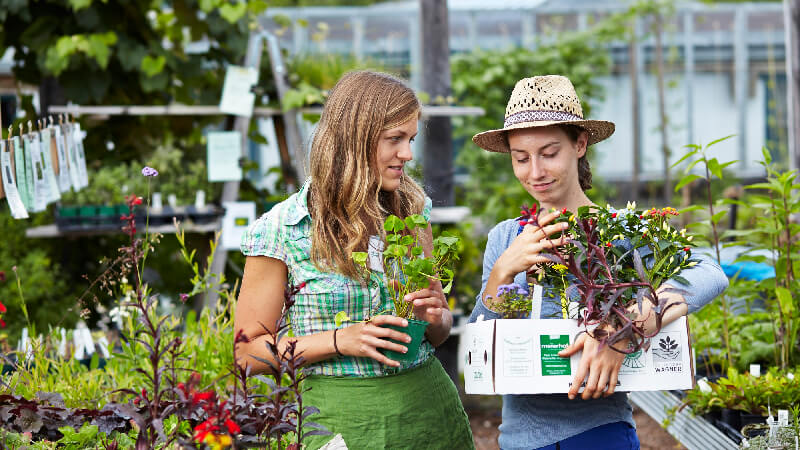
left=348, top=213, right=460, bottom=364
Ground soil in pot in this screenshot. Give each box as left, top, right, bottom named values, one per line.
left=380, top=319, right=428, bottom=363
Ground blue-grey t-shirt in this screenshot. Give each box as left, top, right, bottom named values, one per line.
left=468, top=217, right=729, bottom=449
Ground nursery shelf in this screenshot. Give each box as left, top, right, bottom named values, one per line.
left=24, top=221, right=221, bottom=238
left=629, top=391, right=738, bottom=450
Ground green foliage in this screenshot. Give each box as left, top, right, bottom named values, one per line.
left=0, top=212, right=73, bottom=340
left=685, top=366, right=800, bottom=416
left=432, top=222, right=483, bottom=313
left=351, top=214, right=460, bottom=320
left=451, top=31, right=613, bottom=223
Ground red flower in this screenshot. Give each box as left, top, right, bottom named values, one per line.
left=561, top=208, right=567, bottom=215
left=192, top=391, right=214, bottom=405
left=684, top=247, right=691, bottom=252
left=0, top=302, right=6, bottom=313
left=611, top=212, right=617, bottom=218
left=606, top=242, right=613, bottom=247
left=0, top=318, right=5, bottom=328
left=224, top=418, right=240, bottom=435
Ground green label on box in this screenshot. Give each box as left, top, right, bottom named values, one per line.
left=540, top=335, right=571, bottom=376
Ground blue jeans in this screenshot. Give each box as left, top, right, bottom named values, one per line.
left=534, top=422, right=640, bottom=450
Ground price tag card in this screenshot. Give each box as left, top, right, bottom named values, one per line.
left=73, top=123, right=89, bottom=188
left=207, top=131, right=243, bottom=182
left=1, top=140, right=29, bottom=219
left=12, top=136, right=31, bottom=211
left=39, top=129, right=61, bottom=203
left=53, top=126, right=72, bottom=192
left=221, top=201, right=256, bottom=250
left=219, top=65, right=259, bottom=117
left=26, top=133, right=48, bottom=212
left=62, top=123, right=81, bottom=191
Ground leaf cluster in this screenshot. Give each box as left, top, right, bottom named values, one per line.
left=352, top=214, right=460, bottom=320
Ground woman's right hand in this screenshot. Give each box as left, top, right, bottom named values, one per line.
left=336, top=315, right=412, bottom=367
left=494, top=210, right=570, bottom=278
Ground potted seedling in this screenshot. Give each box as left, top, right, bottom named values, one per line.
left=347, top=213, right=460, bottom=363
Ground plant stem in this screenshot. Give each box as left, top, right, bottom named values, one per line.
left=704, top=156, right=732, bottom=370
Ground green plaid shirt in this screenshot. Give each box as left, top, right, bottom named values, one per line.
left=241, top=181, right=434, bottom=377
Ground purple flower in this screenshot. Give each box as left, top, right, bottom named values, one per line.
left=179, top=293, right=189, bottom=303
left=497, top=283, right=526, bottom=297
left=142, top=166, right=159, bottom=177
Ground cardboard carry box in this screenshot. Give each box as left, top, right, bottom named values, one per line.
left=464, top=315, right=694, bottom=395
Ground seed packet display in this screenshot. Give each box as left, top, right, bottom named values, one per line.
left=25, top=133, right=48, bottom=212
left=2, top=140, right=29, bottom=219
left=12, top=136, right=31, bottom=211
left=39, top=129, right=61, bottom=203
left=53, top=126, right=71, bottom=192
left=73, top=123, right=89, bottom=188
left=62, top=123, right=81, bottom=191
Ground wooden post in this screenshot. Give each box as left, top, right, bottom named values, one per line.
left=420, top=0, right=454, bottom=206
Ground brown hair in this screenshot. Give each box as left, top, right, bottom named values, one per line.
left=559, top=124, right=592, bottom=191
left=308, top=70, right=426, bottom=279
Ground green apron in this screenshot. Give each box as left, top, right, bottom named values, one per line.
left=303, top=357, right=475, bottom=450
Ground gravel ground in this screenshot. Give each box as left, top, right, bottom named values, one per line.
left=464, top=395, right=685, bottom=450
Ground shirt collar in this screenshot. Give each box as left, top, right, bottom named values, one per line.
left=285, top=180, right=311, bottom=226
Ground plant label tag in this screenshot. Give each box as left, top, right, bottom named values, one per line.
left=1, top=141, right=29, bottom=219
left=750, top=364, right=761, bottom=377
left=779, top=410, right=789, bottom=427
left=529, top=284, right=543, bottom=319
left=368, top=235, right=384, bottom=273
left=13, top=136, right=31, bottom=211
left=39, top=129, right=61, bottom=203
left=73, top=123, right=89, bottom=188
left=25, top=133, right=48, bottom=212
left=63, top=123, right=82, bottom=191
left=53, top=126, right=72, bottom=192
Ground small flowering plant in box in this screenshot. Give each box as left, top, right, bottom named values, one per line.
left=522, top=202, right=698, bottom=353
left=490, top=283, right=533, bottom=319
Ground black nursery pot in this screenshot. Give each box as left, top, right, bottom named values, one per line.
left=720, top=408, right=741, bottom=430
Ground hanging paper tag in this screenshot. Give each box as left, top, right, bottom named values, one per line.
left=39, top=129, right=61, bottom=203
left=26, top=133, right=48, bottom=212
left=530, top=284, right=543, bottom=319
left=368, top=235, right=385, bottom=273
left=219, top=65, right=259, bottom=117
left=53, top=126, right=71, bottom=192
left=73, top=123, right=89, bottom=188
left=1, top=141, right=29, bottom=219
left=12, top=136, right=31, bottom=211
left=63, top=124, right=81, bottom=191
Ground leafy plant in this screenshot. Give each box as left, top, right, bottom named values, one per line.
left=525, top=203, right=695, bottom=352
left=673, top=135, right=738, bottom=370
left=351, top=214, right=460, bottom=320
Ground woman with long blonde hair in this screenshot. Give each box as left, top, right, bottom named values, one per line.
left=235, top=71, right=474, bottom=449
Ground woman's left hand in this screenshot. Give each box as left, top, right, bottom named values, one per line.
left=403, top=281, right=447, bottom=327
left=558, top=332, right=628, bottom=400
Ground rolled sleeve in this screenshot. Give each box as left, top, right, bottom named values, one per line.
left=664, top=251, right=729, bottom=313
left=240, top=209, right=287, bottom=261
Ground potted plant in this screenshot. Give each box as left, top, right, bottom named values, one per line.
left=347, top=213, right=460, bottom=363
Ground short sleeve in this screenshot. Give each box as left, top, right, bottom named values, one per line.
left=240, top=209, right=287, bottom=260
left=422, top=195, right=433, bottom=223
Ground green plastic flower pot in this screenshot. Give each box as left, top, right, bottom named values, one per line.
left=380, top=318, right=429, bottom=363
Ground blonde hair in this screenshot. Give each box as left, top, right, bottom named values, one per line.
left=308, top=70, right=426, bottom=279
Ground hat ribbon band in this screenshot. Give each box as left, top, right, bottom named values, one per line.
left=504, top=110, right=584, bottom=128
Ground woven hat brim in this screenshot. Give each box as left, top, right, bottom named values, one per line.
left=473, top=119, right=616, bottom=153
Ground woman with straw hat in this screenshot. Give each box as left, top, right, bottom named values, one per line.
left=468, top=75, right=728, bottom=449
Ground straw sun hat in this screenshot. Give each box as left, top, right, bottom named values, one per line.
left=472, top=75, right=615, bottom=153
